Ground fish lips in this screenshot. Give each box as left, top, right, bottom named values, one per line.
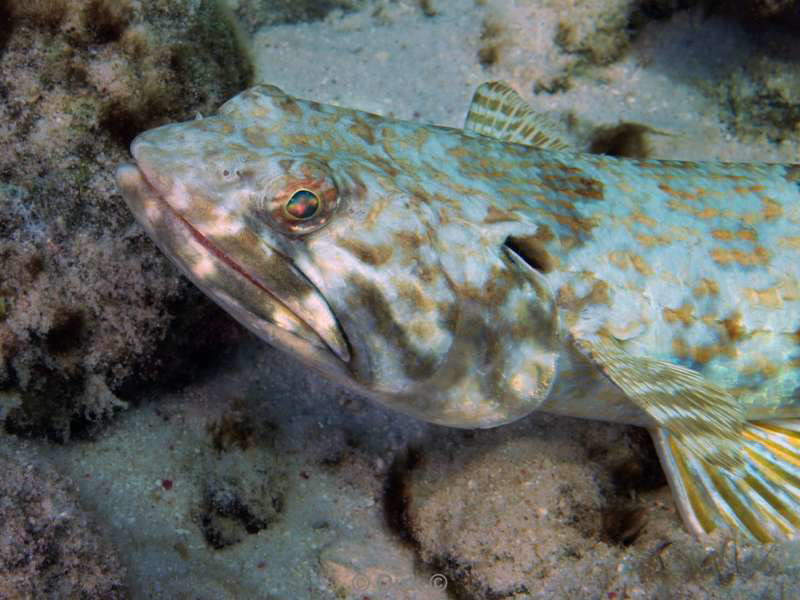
left=115, top=161, right=352, bottom=378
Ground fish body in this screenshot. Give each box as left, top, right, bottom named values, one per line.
left=117, top=82, right=800, bottom=542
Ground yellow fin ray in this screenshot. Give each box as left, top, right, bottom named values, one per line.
left=653, top=421, right=800, bottom=542
left=573, top=334, right=800, bottom=541
left=742, top=473, right=798, bottom=534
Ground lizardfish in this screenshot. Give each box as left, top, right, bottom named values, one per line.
left=116, top=81, right=800, bottom=542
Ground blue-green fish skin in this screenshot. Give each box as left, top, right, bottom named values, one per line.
left=116, top=82, right=800, bottom=543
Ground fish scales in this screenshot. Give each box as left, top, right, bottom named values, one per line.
left=117, top=82, right=800, bottom=542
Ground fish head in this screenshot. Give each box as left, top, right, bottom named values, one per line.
left=116, top=85, right=560, bottom=427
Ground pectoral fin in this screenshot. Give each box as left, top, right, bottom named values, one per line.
left=573, top=334, right=800, bottom=542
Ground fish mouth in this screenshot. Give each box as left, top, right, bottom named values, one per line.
left=115, top=162, right=352, bottom=376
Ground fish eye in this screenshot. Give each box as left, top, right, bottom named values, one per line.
left=260, top=161, right=338, bottom=236
left=285, top=189, right=320, bottom=220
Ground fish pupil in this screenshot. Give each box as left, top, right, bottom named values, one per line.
left=286, top=189, right=319, bottom=219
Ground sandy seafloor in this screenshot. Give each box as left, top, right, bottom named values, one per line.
left=5, top=0, right=800, bottom=598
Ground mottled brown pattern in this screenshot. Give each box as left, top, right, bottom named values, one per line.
left=630, top=210, right=657, bottom=228
left=363, top=194, right=391, bottom=228
left=743, top=286, right=783, bottom=308
left=634, top=159, right=701, bottom=171
left=741, top=358, right=779, bottom=379
left=566, top=176, right=604, bottom=200
left=409, top=126, right=431, bottom=155
left=663, top=303, right=694, bottom=327
left=483, top=205, right=520, bottom=224
left=460, top=264, right=517, bottom=308
left=396, top=280, right=435, bottom=313
left=722, top=313, right=745, bottom=341
left=587, top=279, right=611, bottom=306
left=711, top=229, right=757, bottom=242
left=393, top=230, right=426, bottom=253
left=275, top=94, right=304, bottom=119
left=710, top=246, right=770, bottom=268
left=338, top=238, right=394, bottom=266
left=778, top=277, right=800, bottom=301
left=436, top=300, right=459, bottom=335
left=556, top=278, right=609, bottom=310
left=119, top=82, right=800, bottom=543
left=530, top=223, right=555, bottom=242
left=658, top=182, right=699, bottom=201
left=556, top=283, right=576, bottom=308
left=629, top=253, right=652, bottom=276
left=549, top=211, right=597, bottom=244
left=608, top=252, right=627, bottom=271
left=779, top=236, right=800, bottom=249
left=695, top=207, right=720, bottom=220
left=347, top=274, right=439, bottom=380
left=763, top=197, right=783, bottom=220
left=243, top=126, right=268, bottom=147
left=348, top=117, right=376, bottom=146
left=197, top=120, right=235, bottom=134
left=632, top=232, right=667, bottom=247
left=693, top=278, right=719, bottom=298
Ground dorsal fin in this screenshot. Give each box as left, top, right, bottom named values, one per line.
left=464, top=81, right=571, bottom=150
